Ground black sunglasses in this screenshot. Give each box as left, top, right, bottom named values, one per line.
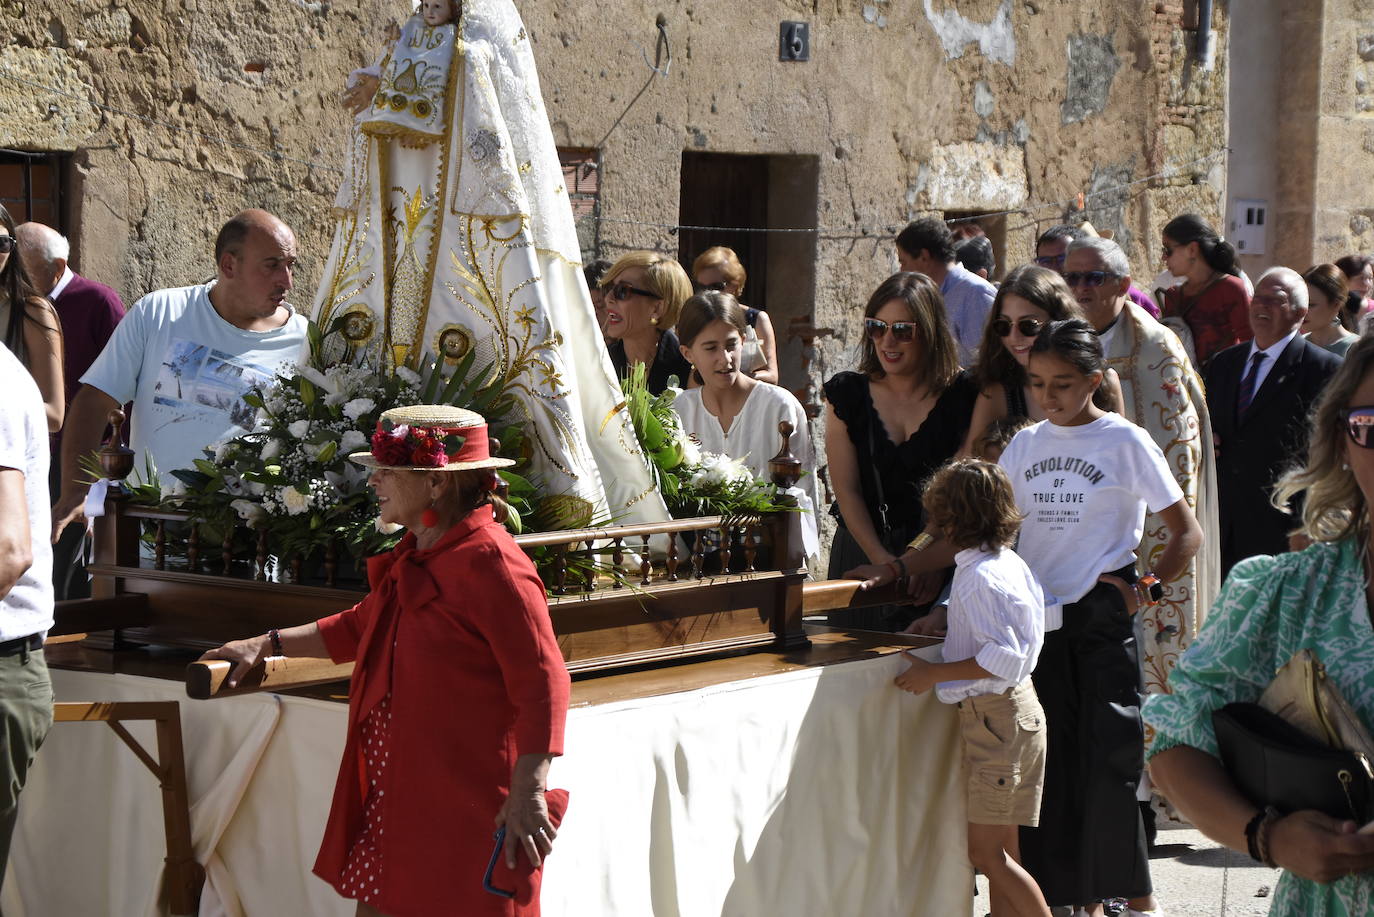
left=693, top=280, right=728, bottom=294
left=992, top=316, right=1046, bottom=338
left=864, top=317, right=917, bottom=343
left=603, top=281, right=657, bottom=302
left=0, top=236, right=17, bottom=254
left=1063, top=271, right=1116, bottom=288
left=1347, top=406, right=1374, bottom=449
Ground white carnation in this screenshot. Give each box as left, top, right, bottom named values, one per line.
left=280, top=486, right=311, bottom=516
left=679, top=435, right=702, bottom=468
left=260, top=439, right=283, bottom=460
left=688, top=453, right=753, bottom=489
left=246, top=480, right=267, bottom=497
left=396, top=366, right=421, bottom=385
left=287, top=420, right=311, bottom=439
left=342, top=397, right=376, bottom=420
left=340, top=430, right=369, bottom=453
left=211, top=440, right=234, bottom=463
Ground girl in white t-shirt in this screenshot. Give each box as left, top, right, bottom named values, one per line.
left=848, top=319, right=1202, bottom=915
left=1002, top=319, right=1202, bottom=917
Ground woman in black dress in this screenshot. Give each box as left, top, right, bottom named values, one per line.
left=823, top=271, right=977, bottom=631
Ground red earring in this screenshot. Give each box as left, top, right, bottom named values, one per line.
left=420, top=502, right=439, bottom=528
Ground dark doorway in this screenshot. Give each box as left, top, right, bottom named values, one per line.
left=0, top=151, right=66, bottom=229
left=677, top=152, right=819, bottom=391
left=944, top=210, right=1007, bottom=282
left=678, top=153, right=771, bottom=306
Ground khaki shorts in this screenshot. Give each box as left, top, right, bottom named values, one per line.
left=957, top=679, right=1046, bottom=827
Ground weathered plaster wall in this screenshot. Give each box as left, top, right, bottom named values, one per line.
left=3, top=0, right=1227, bottom=533
left=1225, top=0, right=1281, bottom=278
left=1231, top=0, right=1374, bottom=271
left=1312, top=0, right=1374, bottom=262
left=526, top=0, right=1227, bottom=399
left=0, top=0, right=409, bottom=302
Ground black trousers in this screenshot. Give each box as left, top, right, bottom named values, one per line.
left=1019, top=568, right=1151, bottom=906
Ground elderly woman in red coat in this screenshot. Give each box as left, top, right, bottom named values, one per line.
left=202, top=405, right=571, bottom=917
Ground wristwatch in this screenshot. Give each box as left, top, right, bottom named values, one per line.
left=1136, top=572, right=1164, bottom=606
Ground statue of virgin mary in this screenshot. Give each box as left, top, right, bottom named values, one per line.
left=312, top=0, right=665, bottom=526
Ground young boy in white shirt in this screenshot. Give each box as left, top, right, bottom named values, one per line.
left=894, top=458, right=1050, bottom=917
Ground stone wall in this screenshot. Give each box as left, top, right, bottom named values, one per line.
left=1312, top=0, right=1374, bottom=262
left=3, top=0, right=1228, bottom=529
left=0, top=0, right=409, bottom=300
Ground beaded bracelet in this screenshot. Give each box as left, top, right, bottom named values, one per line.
left=887, top=558, right=907, bottom=582
left=268, top=627, right=284, bottom=657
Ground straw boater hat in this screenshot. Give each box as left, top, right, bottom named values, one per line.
left=349, top=405, right=515, bottom=471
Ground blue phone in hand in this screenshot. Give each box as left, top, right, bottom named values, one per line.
left=483, top=827, right=516, bottom=899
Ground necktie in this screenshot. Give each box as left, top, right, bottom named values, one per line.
left=1237, top=351, right=1266, bottom=417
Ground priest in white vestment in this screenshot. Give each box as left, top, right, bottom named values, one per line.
left=1065, top=239, right=1221, bottom=701
left=313, top=0, right=664, bottom=525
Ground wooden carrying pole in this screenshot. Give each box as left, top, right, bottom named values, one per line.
left=53, top=701, right=204, bottom=916
left=184, top=578, right=914, bottom=699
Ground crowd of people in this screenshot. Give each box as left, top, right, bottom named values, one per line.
left=1, top=198, right=1373, bottom=915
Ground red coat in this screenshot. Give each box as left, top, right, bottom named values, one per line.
left=313, top=507, right=570, bottom=916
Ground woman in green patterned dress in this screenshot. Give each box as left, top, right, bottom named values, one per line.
left=1145, top=336, right=1374, bottom=914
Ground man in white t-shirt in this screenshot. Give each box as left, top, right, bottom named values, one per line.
left=51, top=209, right=309, bottom=541
left=0, top=344, right=54, bottom=884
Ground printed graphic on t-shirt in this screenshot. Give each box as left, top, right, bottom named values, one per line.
left=1021, top=455, right=1107, bottom=532
left=152, top=338, right=273, bottom=433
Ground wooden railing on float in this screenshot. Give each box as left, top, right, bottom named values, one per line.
left=55, top=413, right=915, bottom=681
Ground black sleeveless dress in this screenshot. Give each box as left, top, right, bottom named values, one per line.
left=823, top=370, right=978, bottom=631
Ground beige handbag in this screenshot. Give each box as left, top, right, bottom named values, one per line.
left=1259, top=648, right=1374, bottom=760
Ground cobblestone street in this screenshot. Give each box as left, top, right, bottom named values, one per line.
left=975, top=825, right=1284, bottom=917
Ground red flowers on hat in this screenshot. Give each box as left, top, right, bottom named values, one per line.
left=370, top=421, right=468, bottom=468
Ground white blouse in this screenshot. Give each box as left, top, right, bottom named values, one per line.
left=672, top=382, right=820, bottom=558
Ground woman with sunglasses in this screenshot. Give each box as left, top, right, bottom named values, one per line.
left=691, top=246, right=778, bottom=385
left=600, top=251, right=693, bottom=396
left=851, top=320, right=1202, bottom=916
left=1145, top=337, right=1374, bottom=914
left=1159, top=213, right=1251, bottom=368
left=960, top=265, right=1121, bottom=457
left=823, top=271, right=977, bottom=631
left=0, top=205, right=63, bottom=433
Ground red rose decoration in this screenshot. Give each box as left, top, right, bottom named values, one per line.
left=370, top=427, right=411, bottom=466
left=410, top=443, right=448, bottom=467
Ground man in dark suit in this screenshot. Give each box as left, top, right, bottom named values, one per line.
left=1205, top=267, right=1341, bottom=576
left=16, top=222, right=125, bottom=600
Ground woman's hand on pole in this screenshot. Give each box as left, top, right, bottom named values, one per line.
left=197, top=635, right=270, bottom=689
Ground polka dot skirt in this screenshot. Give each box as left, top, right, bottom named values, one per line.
left=339, top=693, right=393, bottom=905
